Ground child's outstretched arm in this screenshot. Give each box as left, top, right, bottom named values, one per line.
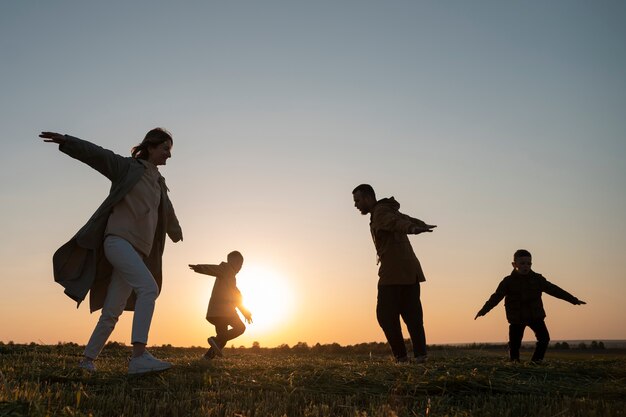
left=189, top=264, right=223, bottom=276
left=542, top=279, right=586, bottom=305
left=239, top=306, right=253, bottom=324
left=474, top=280, right=507, bottom=319
left=234, top=287, right=253, bottom=324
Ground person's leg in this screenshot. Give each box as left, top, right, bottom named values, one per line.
left=376, top=286, right=407, bottom=360
left=214, top=321, right=229, bottom=345
left=528, top=320, right=550, bottom=362
left=216, top=315, right=246, bottom=349
left=103, top=236, right=159, bottom=358
left=398, top=283, right=427, bottom=358
left=83, top=268, right=133, bottom=361
left=508, top=323, right=525, bottom=361
left=205, top=319, right=228, bottom=358
left=215, top=313, right=246, bottom=349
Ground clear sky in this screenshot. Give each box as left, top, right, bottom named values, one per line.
left=1, top=1, right=625, bottom=348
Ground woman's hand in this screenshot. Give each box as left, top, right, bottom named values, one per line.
left=39, top=131, right=67, bottom=145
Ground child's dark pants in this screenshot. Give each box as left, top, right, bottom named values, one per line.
left=376, top=283, right=427, bottom=360
left=508, top=320, right=550, bottom=362
left=209, top=315, right=246, bottom=349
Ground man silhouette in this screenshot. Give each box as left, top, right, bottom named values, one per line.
left=353, top=184, right=436, bottom=363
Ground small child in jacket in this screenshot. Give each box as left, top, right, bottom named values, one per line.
left=189, top=250, right=252, bottom=359
left=474, top=249, right=586, bottom=362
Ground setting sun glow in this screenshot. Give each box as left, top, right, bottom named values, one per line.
left=236, top=265, right=295, bottom=334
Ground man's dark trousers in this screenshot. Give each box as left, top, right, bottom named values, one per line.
left=376, top=283, right=426, bottom=359
left=508, top=320, right=550, bottom=362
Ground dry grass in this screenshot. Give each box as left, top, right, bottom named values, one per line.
left=1, top=343, right=625, bottom=416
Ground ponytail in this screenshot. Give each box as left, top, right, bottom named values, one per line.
left=131, top=128, right=173, bottom=160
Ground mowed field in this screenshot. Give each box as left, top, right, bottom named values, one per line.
left=1, top=343, right=624, bottom=417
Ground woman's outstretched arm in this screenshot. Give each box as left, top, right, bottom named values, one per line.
left=39, top=131, right=67, bottom=145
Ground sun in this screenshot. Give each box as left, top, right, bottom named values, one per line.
left=235, top=265, right=295, bottom=332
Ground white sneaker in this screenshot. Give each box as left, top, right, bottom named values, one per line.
left=78, top=359, right=96, bottom=373
left=208, top=337, right=223, bottom=357
left=128, top=351, right=172, bottom=375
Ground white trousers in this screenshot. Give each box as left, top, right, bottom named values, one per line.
left=83, top=235, right=159, bottom=359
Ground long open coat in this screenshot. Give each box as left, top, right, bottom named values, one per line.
left=51, top=136, right=183, bottom=312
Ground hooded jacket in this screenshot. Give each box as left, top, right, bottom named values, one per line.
left=51, top=136, right=183, bottom=312
left=369, top=197, right=428, bottom=286
left=192, top=262, right=246, bottom=319
left=477, top=270, right=580, bottom=324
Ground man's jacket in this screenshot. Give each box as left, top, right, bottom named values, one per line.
left=369, top=197, right=428, bottom=286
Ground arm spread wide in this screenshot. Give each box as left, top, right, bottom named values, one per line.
left=372, top=209, right=427, bottom=234
left=193, top=264, right=225, bottom=277
left=59, top=136, right=128, bottom=182
left=541, top=277, right=579, bottom=304
left=477, top=279, right=507, bottom=316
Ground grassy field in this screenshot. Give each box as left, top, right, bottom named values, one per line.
left=1, top=343, right=625, bottom=417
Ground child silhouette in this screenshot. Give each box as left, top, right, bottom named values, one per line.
left=189, top=251, right=252, bottom=359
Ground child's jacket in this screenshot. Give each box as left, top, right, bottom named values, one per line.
left=477, top=270, right=580, bottom=324
left=194, top=262, right=243, bottom=319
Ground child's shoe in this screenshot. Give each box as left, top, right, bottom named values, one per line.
left=202, top=349, right=217, bottom=360
left=208, top=337, right=223, bottom=357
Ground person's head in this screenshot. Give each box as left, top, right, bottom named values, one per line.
left=512, top=249, right=532, bottom=275
left=352, top=184, right=377, bottom=215
left=131, top=128, right=173, bottom=166
left=227, top=250, right=244, bottom=272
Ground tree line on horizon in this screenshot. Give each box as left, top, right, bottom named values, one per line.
left=0, top=339, right=615, bottom=354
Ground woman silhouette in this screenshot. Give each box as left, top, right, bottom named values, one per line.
left=40, top=128, right=183, bottom=374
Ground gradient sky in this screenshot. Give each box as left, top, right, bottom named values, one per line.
left=1, top=1, right=625, bottom=348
